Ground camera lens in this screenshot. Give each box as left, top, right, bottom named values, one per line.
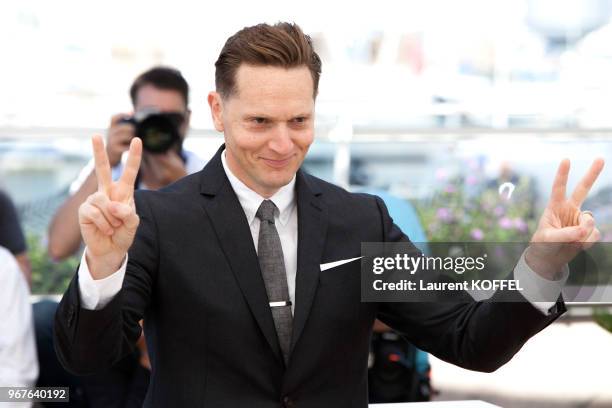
left=137, top=113, right=183, bottom=153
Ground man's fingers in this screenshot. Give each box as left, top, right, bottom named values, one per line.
left=87, top=192, right=123, bottom=228
left=542, top=225, right=587, bottom=243
left=576, top=212, right=595, bottom=242
left=549, top=159, right=570, bottom=204
left=570, top=158, right=605, bottom=207
left=109, top=201, right=140, bottom=230
left=579, top=212, right=598, bottom=245
left=92, top=135, right=112, bottom=194
left=117, top=137, right=143, bottom=201
left=578, top=211, right=595, bottom=227
left=80, top=204, right=114, bottom=236
left=581, top=227, right=600, bottom=250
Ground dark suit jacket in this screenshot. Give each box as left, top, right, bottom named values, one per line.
left=55, top=145, right=565, bottom=407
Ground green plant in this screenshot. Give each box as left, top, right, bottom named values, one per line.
left=594, top=308, right=612, bottom=333
left=416, top=168, right=538, bottom=243
left=28, top=234, right=78, bottom=295
left=413, top=164, right=540, bottom=279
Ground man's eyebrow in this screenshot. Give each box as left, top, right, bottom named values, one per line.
left=241, top=113, right=312, bottom=120
left=242, top=113, right=272, bottom=119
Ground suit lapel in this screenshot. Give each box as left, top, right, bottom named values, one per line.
left=198, top=146, right=284, bottom=364
left=290, top=170, right=328, bottom=353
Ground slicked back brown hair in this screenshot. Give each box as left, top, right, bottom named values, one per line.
left=214, top=22, right=322, bottom=99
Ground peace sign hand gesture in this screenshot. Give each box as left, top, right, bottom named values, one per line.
left=526, top=158, right=605, bottom=280
left=79, top=135, right=143, bottom=280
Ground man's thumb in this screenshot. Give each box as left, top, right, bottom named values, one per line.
left=109, top=201, right=140, bottom=230
left=544, top=226, right=586, bottom=243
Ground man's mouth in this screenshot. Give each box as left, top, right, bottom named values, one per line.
left=261, top=156, right=292, bottom=169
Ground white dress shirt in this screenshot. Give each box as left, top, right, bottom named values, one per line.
left=0, top=247, right=38, bottom=408
left=219, top=151, right=298, bottom=313
left=78, top=150, right=565, bottom=315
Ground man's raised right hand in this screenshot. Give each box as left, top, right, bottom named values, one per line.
left=79, top=135, right=142, bottom=280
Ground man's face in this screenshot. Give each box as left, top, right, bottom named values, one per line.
left=208, top=65, right=315, bottom=198
left=135, top=84, right=190, bottom=139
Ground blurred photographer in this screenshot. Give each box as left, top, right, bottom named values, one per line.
left=40, top=67, right=204, bottom=407
left=48, top=66, right=206, bottom=261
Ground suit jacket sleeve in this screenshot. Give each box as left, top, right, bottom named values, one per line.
left=373, top=196, right=565, bottom=373
left=54, top=191, right=158, bottom=375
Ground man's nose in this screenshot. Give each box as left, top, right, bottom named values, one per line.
left=268, top=124, right=293, bottom=155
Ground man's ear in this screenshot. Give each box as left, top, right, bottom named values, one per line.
left=208, top=92, right=224, bottom=132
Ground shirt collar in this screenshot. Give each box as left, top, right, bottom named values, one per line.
left=221, top=148, right=296, bottom=226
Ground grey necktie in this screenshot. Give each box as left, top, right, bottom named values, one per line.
left=256, top=199, right=293, bottom=365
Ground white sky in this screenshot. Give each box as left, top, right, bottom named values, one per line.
left=1, top=0, right=609, bottom=129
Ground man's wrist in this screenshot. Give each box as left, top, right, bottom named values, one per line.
left=85, top=250, right=127, bottom=280
left=524, top=246, right=565, bottom=281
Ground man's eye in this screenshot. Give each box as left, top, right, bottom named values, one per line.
left=292, top=117, right=306, bottom=124
left=252, top=117, right=267, bottom=124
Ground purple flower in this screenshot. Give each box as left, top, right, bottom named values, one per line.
left=493, top=206, right=504, bottom=217
left=436, top=207, right=452, bottom=222
left=513, top=217, right=528, bottom=232
left=444, top=184, right=457, bottom=193
left=470, top=228, right=484, bottom=240
left=499, top=217, right=513, bottom=229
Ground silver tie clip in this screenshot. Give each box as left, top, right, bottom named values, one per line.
left=269, top=301, right=292, bottom=308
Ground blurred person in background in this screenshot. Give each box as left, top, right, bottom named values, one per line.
left=48, top=66, right=206, bottom=261
left=0, top=189, right=32, bottom=286
left=37, top=66, right=206, bottom=408
left=0, top=246, right=38, bottom=408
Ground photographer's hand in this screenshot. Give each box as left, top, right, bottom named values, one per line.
left=107, top=113, right=135, bottom=167
left=526, top=158, right=604, bottom=280
left=79, top=135, right=142, bottom=280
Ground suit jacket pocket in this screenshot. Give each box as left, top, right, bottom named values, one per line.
left=319, top=260, right=361, bottom=287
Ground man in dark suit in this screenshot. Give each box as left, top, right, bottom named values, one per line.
left=55, top=22, right=604, bottom=407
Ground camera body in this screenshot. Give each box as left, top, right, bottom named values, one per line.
left=119, top=109, right=184, bottom=153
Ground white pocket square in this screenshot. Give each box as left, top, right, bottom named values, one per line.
left=320, top=256, right=363, bottom=271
